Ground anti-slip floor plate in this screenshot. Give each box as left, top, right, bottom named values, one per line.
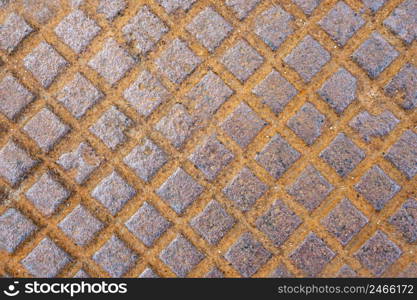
left=0, top=0, right=416, bottom=278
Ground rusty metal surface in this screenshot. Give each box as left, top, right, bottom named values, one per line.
left=0, top=0, right=416, bottom=278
